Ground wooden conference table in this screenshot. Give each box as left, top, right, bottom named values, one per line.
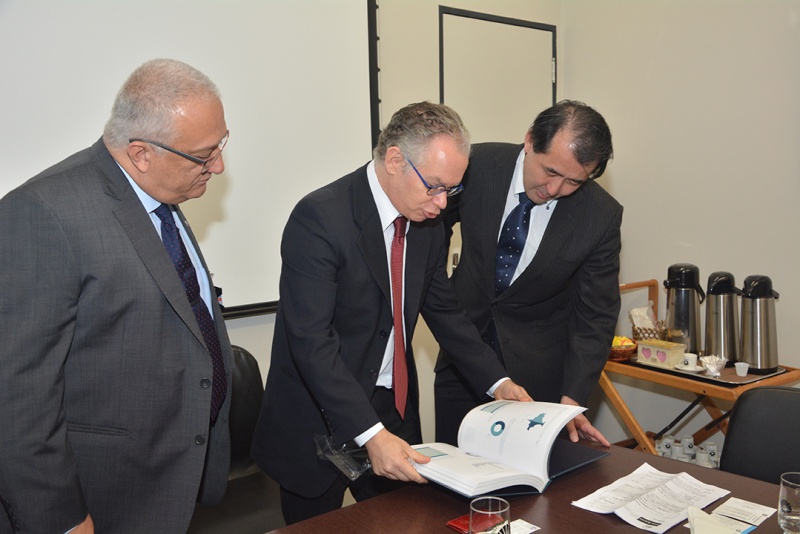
left=266, top=444, right=782, bottom=533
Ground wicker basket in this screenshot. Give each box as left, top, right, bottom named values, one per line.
left=608, top=342, right=638, bottom=362
left=631, top=320, right=668, bottom=341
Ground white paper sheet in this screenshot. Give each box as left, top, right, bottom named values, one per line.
left=573, top=463, right=730, bottom=533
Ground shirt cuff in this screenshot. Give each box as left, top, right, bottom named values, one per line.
left=354, top=422, right=384, bottom=447
left=487, top=377, right=511, bottom=397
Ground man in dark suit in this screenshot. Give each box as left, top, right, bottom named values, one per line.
left=0, top=59, right=233, bottom=533
left=251, top=102, right=531, bottom=524
left=435, top=100, right=621, bottom=447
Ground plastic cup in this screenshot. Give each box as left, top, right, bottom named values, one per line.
left=470, top=496, right=509, bottom=534
left=779, top=472, right=800, bottom=533
left=734, top=362, right=749, bottom=376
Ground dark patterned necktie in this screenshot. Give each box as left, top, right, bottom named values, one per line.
left=154, top=203, right=227, bottom=423
left=391, top=216, right=408, bottom=419
left=495, top=194, right=534, bottom=295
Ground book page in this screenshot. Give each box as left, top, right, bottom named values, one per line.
left=456, top=400, right=584, bottom=480
left=413, top=443, right=534, bottom=495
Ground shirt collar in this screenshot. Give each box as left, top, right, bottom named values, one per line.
left=366, top=160, right=405, bottom=232
left=115, top=162, right=161, bottom=214
left=511, top=148, right=527, bottom=197
left=511, top=147, right=558, bottom=210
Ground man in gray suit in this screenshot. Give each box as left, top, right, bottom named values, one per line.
left=0, top=59, right=233, bottom=533
left=435, top=100, right=620, bottom=447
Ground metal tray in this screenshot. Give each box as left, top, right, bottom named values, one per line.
left=629, top=358, right=787, bottom=386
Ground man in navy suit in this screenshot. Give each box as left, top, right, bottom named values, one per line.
left=251, top=102, right=531, bottom=524
left=435, top=100, right=621, bottom=447
left=0, top=59, right=232, bottom=534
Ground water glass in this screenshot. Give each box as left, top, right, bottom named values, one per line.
left=469, top=496, right=510, bottom=534
left=779, top=472, right=800, bottom=533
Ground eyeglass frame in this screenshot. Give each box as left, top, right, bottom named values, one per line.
left=129, top=130, right=230, bottom=173
left=404, top=157, right=464, bottom=197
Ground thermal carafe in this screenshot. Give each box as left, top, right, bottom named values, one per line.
left=704, top=272, right=741, bottom=361
left=740, top=275, right=779, bottom=374
left=664, top=263, right=705, bottom=353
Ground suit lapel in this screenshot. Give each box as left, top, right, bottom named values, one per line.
left=351, top=166, right=429, bottom=340
left=478, top=146, right=518, bottom=300
left=403, top=222, right=430, bottom=326
left=508, top=185, right=586, bottom=293
left=94, top=142, right=209, bottom=348
left=353, top=170, right=392, bottom=308
left=175, top=206, right=228, bottom=349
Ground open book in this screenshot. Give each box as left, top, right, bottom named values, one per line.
left=412, top=400, right=608, bottom=497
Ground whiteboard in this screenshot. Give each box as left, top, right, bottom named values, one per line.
left=0, top=0, right=372, bottom=308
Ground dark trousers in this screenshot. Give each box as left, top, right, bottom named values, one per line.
left=435, top=320, right=503, bottom=446
left=280, top=387, right=422, bottom=525
left=434, top=363, right=488, bottom=446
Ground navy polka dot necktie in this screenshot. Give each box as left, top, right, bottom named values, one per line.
left=154, top=203, right=227, bottom=423
left=495, top=194, right=534, bottom=296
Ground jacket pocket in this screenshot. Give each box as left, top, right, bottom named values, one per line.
left=66, top=423, right=129, bottom=436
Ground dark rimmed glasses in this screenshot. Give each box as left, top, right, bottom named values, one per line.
left=129, top=130, right=230, bottom=173
left=405, top=157, right=464, bottom=197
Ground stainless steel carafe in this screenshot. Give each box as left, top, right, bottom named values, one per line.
left=704, top=272, right=741, bottom=361
left=664, top=263, right=705, bottom=353
left=740, top=275, right=779, bottom=374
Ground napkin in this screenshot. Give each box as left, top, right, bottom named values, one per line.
left=687, top=507, right=740, bottom=534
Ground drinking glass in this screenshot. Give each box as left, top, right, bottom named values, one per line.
left=779, top=472, right=800, bottom=533
left=469, top=496, right=510, bottom=534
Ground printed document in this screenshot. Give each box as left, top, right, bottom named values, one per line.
left=572, top=462, right=729, bottom=533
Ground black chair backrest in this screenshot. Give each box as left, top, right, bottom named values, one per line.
left=719, top=386, right=800, bottom=484
left=229, top=345, right=264, bottom=479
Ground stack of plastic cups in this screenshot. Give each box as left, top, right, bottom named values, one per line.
left=681, top=435, right=696, bottom=461
left=695, top=449, right=713, bottom=468
left=706, top=442, right=719, bottom=468
left=656, top=435, right=676, bottom=458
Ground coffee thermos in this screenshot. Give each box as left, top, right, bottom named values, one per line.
left=740, top=275, right=780, bottom=374
left=704, top=272, right=741, bottom=362
left=664, top=264, right=705, bottom=353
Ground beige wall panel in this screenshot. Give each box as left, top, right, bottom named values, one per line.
left=442, top=14, right=553, bottom=143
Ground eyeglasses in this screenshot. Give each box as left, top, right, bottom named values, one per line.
left=405, top=157, right=464, bottom=197
left=129, top=130, right=230, bottom=173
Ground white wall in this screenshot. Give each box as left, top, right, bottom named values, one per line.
left=9, top=0, right=796, bottom=450
left=563, top=0, right=800, bottom=445
left=225, top=315, right=275, bottom=386
left=378, top=0, right=800, bottom=447
left=0, top=0, right=371, bottom=307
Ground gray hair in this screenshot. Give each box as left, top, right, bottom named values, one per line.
left=373, top=102, right=470, bottom=165
left=103, top=58, right=220, bottom=149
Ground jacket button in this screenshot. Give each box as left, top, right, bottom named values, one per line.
left=200, top=378, right=211, bottom=388
left=380, top=330, right=389, bottom=338
left=369, top=369, right=378, bottom=378
left=195, top=435, right=206, bottom=446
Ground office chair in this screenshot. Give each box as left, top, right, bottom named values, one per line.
left=228, top=345, right=264, bottom=479
left=719, top=386, right=800, bottom=484
left=188, top=347, right=283, bottom=532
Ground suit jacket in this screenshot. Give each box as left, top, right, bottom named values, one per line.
left=0, top=139, right=233, bottom=534
left=250, top=164, right=507, bottom=497
left=437, top=142, right=622, bottom=405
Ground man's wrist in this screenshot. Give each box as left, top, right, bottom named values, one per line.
left=487, top=377, right=511, bottom=397
left=354, top=422, right=384, bottom=447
